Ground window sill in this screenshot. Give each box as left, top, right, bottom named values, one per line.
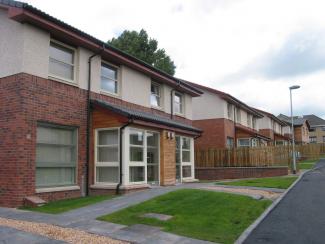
left=151, top=105, right=164, bottom=111
left=90, top=183, right=150, bottom=190
left=48, top=75, right=79, bottom=87
left=182, top=178, right=198, bottom=183
left=100, top=90, right=120, bottom=99
left=36, top=185, right=80, bottom=193
left=174, top=112, right=185, bottom=118
left=90, top=184, right=118, bottom=189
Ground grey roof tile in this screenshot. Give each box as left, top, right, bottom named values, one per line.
left=91, top=99, right=202, bottom=133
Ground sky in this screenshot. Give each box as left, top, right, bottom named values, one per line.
left=25, top=0, right=325, bottom=119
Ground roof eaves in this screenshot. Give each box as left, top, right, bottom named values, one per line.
left=1, top=0, right=201, bottom=96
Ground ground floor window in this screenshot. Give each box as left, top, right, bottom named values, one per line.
left=275, top=140, right=284, bottom=146
left=36, top=124, right=77, bottom=188
left=237, top=138, right=250, bottom=147
left=176, top=135, right=194, bottom=181
left=226, top=137, right=234, bottom=148
left=95, top=128, right=119, bottom=184
left=128, top=128, right=160, bottom=185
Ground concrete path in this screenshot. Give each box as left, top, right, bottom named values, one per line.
left=0, top=225, right=66, bottom=244
left=244, top=159, right=325, bottom=244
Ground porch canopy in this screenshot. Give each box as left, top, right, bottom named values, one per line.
left=91, top=99, right=202, bottom=136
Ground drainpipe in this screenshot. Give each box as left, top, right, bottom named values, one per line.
left=170, top=80, right=181, bottom=119
left=85, top=45, right=105, bottom=196
left=116, top=119, right=133, bottom=195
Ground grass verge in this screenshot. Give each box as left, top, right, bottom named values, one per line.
left=216, top=176, right=298, bottom=189
left=98, top=189, right=271, bottom=244
left=298, top=159, right=318, bottom=170
left=21, top=195, right=115, bottom=214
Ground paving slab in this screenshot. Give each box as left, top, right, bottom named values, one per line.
left=0, top=225, right=66, bottom=244
left=142, top=213, right=173, bottom=221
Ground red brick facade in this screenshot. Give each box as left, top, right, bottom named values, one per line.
left=0, top=73, right=194, bottom=207
left=195, top=167, right=288, bottom=180
left=193, top=118, right=235, bottom=148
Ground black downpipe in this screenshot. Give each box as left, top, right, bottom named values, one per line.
left=116, top=119, right=133, bottom=195
left=85, top=46, right=104, bottom=196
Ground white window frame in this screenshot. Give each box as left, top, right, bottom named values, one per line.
left=128, top=128, right=146, bottom=185
left=235, top=107, right=241, bottom=123
left=174, top=92, right=184, bottom=115
left=48, top=39, right=77, bottom=84
left=237, top=138, right=251, bottom=147
left=125, top=128, right=160, bottom=185
left=150, top=82, right=162, bottom=108
left=94, top=128, right=120, bottom=186
left=227, top=103, right=233, bottom=120
left=247, top=114, right=252, bottom=127
left=100, top=61, right=119, bottom=96
left=176, top=135, right=194, bottom=181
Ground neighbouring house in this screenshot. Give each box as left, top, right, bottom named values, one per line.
left=254, top=109, right=290, bottom=146
left=278, top=114, right=310, bottom=145
left=188, top=82, right=270, bottom=149
left=303, top=115, right=325, bottom=144
left=0, top=0, right=202, bottom=207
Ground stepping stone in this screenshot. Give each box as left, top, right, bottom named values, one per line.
left=142, top=213, right=173, bottom=221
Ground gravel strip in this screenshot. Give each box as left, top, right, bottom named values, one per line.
left=202, top=186, right=281, bottom=200
left=0, top=217, right=127, bottom=244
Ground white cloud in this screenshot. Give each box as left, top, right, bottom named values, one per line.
left=25, top=0, right=325, bottom=118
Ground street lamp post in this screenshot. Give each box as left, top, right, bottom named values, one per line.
left=289, top=85, right=300, bottom=174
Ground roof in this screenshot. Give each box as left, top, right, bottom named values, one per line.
left=254, top=108, right=287, bottom=126
left=91, top=99, right=202, bottom=133
left=278, top=114, right=310, bottom=128
left=183, top=80, right=263, bottom=118
left=0, top=0, right=202, bottom=97
left=302, top=115, right=325, bottom=127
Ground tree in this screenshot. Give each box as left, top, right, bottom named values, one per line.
left=108, top=29, right=176, bottom=75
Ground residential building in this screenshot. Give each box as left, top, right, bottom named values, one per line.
left=0, top=1, right=202, bottom=207
left=278, top=114, right=310, bottom=144
left=189, top=82, right=269, bottom=149
left=254, top=109, right=290, bottom=145
left=302, top=115, right=325, bottom=144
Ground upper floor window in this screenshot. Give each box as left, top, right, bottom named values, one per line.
left=247, top=114, right=252, bottom=127
left=323, top=136, right=325, bottom=143
left=252, top=117, right=257, bottom=129
left=150, top=82, right=161, bottom=107
left=235, top=107, right=241, bottom=123
left=49, top=41, right=75, bottom=82
left=174, top=92, right=183, bottom=114
left=322, top=127, right=325, bottom=131
left=227, top=103, right=233, bottom=120
left=101, top=63, right=118, bottom=94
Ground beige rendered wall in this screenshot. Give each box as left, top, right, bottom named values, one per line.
left=192, top=90, right=227, bottom=120
left=0, top=9, right=24, bottom=78
left=309, top=127, right=325, bottom=143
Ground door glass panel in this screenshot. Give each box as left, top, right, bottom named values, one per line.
left=147, top=132, right=159, bottom=185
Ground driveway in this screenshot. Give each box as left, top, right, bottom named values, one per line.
left=244, top=159, right=325, bottom=244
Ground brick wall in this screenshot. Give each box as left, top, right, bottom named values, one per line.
left=0, top=73, right=189, bottom=207
left=195, top=167, right=288, bottom=180
left=193, top=118, right=235, bottom=149
left=160, top=130, right=176, bottom=185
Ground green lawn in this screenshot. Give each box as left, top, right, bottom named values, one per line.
left=21, top=195, right=115, bottom=214
left=98, top=189, right=271, bottom=244
left=298, top=159, right=318, bottom=170
left=216, top=176, right=298, bottom=189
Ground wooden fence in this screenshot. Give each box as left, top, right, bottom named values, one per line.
left=195, top=143, right=325, bottom=168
